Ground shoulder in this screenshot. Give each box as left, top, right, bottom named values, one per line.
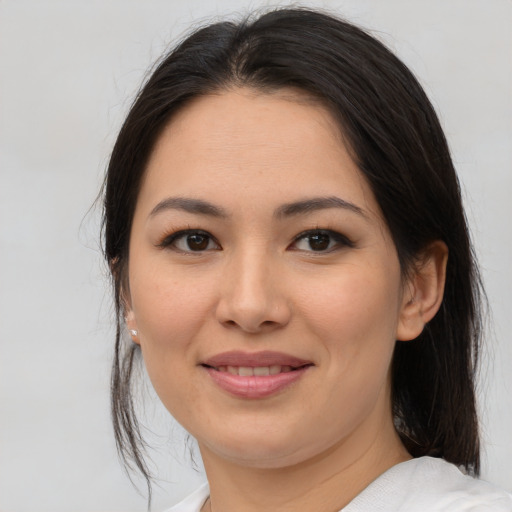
left=163, top=483, right=210, bottom=512
left=344, top=457, right=512, bottom=512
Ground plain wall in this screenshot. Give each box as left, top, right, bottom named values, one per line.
left=1, top=1, right=511, bottom=510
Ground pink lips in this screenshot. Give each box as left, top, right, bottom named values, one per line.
left=201, top=351, right=313, bottom=399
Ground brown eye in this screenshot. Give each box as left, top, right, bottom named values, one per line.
left=159, top=230, right=220, bottom=253
left=291, top=229, right=354, bottom=253
left=186, top=233, right=210, bottom=251
left=307, top=233, right=330, bottom=251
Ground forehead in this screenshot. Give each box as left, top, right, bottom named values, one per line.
left=138, top=87, right=376, bottom=216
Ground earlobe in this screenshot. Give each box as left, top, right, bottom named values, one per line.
left=396, top=241, right=448, bottom=341
left=124, top=308, right=141, bottom=345
left=120, top=277, right=140, bottom=344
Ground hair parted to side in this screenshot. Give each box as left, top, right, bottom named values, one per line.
left=103, top=7, right=483, bottom=502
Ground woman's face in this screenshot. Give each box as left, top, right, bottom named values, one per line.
left=126, top=88, right=413, bottom=468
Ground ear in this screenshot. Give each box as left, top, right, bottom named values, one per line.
left=111, top=257, right=141, bottom=345
left=396, top=241, right=448, bottom=341
left=121, top=280, right=141, bottom=346
left=124, top=308, right=141, bottom=345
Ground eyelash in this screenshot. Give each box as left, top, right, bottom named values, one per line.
left=157, top=229, right=221, bottom=253
left=157, top=228, right=354, bottom=254
left=291, top=229, right=355, bottom=253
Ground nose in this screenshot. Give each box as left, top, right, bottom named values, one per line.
left=215, top=248, right=291, bottom=334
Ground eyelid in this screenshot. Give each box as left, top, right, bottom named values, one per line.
left=156, top=227, right=353, bottom=253
left=157, top=228, right=221, bottom=252
left=289, top=228, right=355, bottom=251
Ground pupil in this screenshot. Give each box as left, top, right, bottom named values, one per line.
left=187, top=234, right=209, bottom=250
left=309, top=233, right=330, bottom=251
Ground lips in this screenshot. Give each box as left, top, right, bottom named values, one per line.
left=214, top=365, right=293, bottom=376
left=202, top=350, right=312, bottom=368
left=200, top=351, right=313, bottom=399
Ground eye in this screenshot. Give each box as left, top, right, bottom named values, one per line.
left=159, top=230, right=220, bottom=253
left=290, top=229, right=354, bottom=252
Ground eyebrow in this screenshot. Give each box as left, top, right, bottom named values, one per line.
left=149, top=197, right=229, bottom=218
left=149, top=195, right=366, bottom=220
left=274, top=196, right=366, bottom=218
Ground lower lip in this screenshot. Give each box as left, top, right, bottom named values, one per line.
left=204, top=366, right=311, bottom=399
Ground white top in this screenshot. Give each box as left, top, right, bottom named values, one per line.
left=164, top=456, right=512, bottom=511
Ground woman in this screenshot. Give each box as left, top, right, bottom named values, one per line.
left=102, top=8, right=512, bottom=512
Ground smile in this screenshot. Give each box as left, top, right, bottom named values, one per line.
left=208, top=365, right=296, bottom=376
left=200, top=351, right=313, bottom=399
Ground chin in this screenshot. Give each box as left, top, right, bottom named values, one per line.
left=197, top=423, right=330, bottom=469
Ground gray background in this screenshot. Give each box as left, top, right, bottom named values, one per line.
left=1, top=1, right=511, bottom=510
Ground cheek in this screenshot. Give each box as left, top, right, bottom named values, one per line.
left=292, top=268, right=401, bottom=434
left=307, top=264, right=400, bottom=321
left=298, top=263, right=402, bottom=368
left=128, top=266, right=216, bottom=393
left=131, top=260, right=214, bottom=338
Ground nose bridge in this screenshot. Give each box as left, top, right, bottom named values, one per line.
left=216, top=242, right=289, bottom=332
left=236, top=244, right=272, bottom=304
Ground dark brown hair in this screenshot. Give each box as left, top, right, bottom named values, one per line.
left=103, top=7, right=483, bottom=504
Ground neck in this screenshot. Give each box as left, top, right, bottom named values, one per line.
left=199, top=416, right=410, bottom=512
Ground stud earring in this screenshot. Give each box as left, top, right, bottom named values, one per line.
left=129, top=329, right=138, bottom=337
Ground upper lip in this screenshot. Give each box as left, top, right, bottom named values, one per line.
left=201, top=350, right=313, bottom=368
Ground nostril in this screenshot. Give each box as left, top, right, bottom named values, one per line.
left=216, top=296, right=291, bottom=333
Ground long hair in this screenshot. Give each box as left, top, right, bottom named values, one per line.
left=103, top=7, right=483, bottom=501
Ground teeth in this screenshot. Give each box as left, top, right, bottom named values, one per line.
left=269, top=365, right=281, bottom=375
left=238, top=366, right=253, bottom=376
left=227, top=366, right=238, bottom=375
left=253, top=366, right=270, bottom=376
left=217, top=365, right=295, bottom=376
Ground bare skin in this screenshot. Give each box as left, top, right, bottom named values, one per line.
left=200, top=382, right=410, bottom=512
left=125, top=88, right=447, bottom=512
